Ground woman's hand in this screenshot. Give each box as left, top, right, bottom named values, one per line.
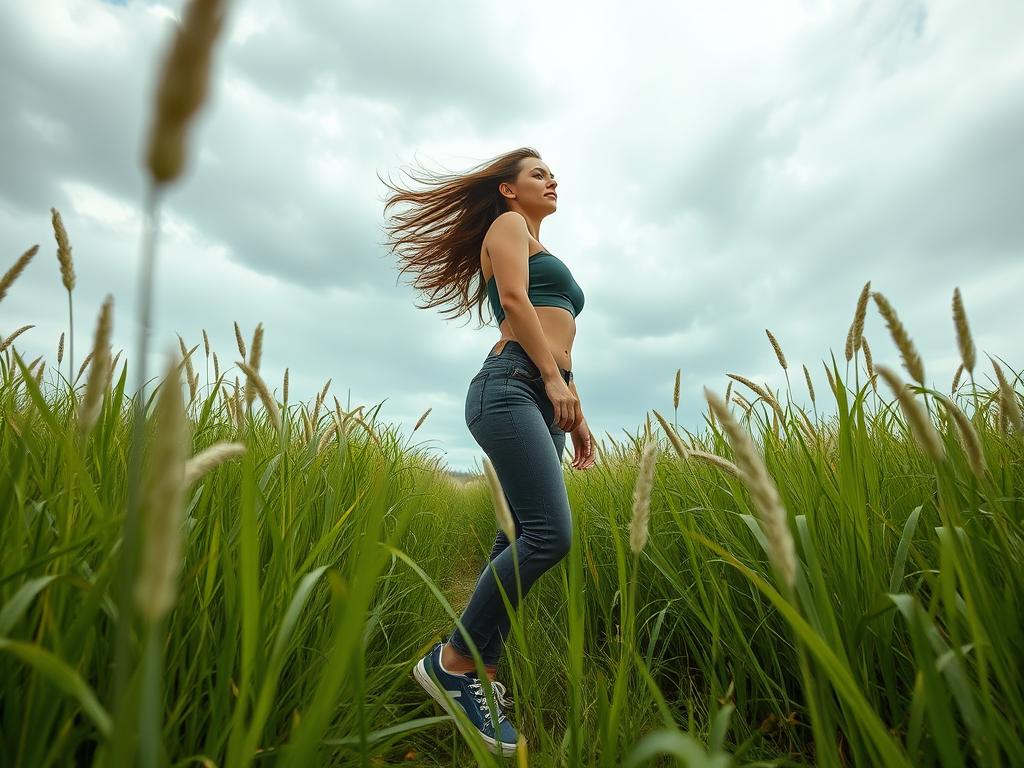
left=569, top=418, right=595, bottom=470
left=543, top=375, right=582, bottom=431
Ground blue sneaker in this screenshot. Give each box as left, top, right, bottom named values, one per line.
left=412, top=642, right=518, bottom=756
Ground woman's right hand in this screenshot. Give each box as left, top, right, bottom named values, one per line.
left=544, top=376, right=583, bottom=432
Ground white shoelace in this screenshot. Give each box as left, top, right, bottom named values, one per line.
left=467, top=678, right=512, bottom=728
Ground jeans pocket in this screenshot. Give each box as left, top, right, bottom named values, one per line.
left=509, top=366, right=543, bottom=385
left=465, top=370, right=488, bottom=428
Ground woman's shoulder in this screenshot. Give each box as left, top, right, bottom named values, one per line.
left=483, top=211, right=529, bottom=246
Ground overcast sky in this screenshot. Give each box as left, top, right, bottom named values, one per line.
left=2, top=0, right=1022, bottom=473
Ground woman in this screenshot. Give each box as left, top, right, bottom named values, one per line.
left=381, top=147, right=595, bottom=755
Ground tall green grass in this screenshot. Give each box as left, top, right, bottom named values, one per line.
left=1, top=298, right=1021, bottom=765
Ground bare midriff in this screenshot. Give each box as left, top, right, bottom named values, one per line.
left=482, top=242, right=575, bottom=373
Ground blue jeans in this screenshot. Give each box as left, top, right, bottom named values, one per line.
left=448, top=339, right=574, bottom=666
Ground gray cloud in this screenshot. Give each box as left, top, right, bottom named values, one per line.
left=2, top=0, right=1022, bottom=474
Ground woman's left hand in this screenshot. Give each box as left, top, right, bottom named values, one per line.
left=569, top=418, right=596, bottom=470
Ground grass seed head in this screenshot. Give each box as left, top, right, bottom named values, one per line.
left=134, top=352, right=189, bottom=625
left=766, top=329, right=788, bottom=371
left=652, top=409, right=688, bottom=459
left=872, top=291, right=925, bottom=386
left=145, top=0, right=227, bottom=183
left=0, top=324, right=35, bottom=355
left=78, top=295, right=114, bottom=438
left=413, top=407, right=431, bottom=432
left=687, top=449, right=740, bottom=477
left=0, top=244, right=40, bottom=303
left=50, top=209, right=75, bottom=292
left=850, top=280, right=871, bottom=357
left=184, top=441, right=246, bottom=486
left=875, top=365, right=945, bottom=463
left=483, top=457, right=516, bottom=543
left=936, top=394, right=986, bottom=478
left=233, top=321, right=246, bottom=359
left=989, top=357, right=1023, bottom=434
left=802, top=364, right=815, bottom=405
left=951, top=363, right=964, bottom=395
left=629, top=441, right=658, bottom=555
left=704, top=388, right=796, bottom=590
left=237, top=360, right=280, bottom=433
left=952, top=287, right=976, bottom=374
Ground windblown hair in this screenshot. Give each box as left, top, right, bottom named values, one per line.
left=379, top=147, right=542, bottom=329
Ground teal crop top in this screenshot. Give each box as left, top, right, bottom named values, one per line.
left=485, top=250, right=585, bottom=326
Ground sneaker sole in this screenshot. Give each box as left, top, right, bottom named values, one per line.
left=412, top=656, right=517, bottom=756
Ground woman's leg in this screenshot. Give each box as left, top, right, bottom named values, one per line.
left=447, top=376, right=572, bottom=668
left=475, top=428, right=566, bottom=665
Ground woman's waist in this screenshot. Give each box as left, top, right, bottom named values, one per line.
left=484, top=338, right=573, bottom=380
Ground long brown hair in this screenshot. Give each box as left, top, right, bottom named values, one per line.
left=379, top=147, right=542, bottom=329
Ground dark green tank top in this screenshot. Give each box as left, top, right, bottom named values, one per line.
left=485, top=250, right=585, bottom=326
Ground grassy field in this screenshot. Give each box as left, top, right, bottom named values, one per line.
left=1, top=272, right=1022, bottom=765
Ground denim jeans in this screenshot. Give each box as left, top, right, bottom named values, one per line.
left=448, top=339, right=574, bottom=666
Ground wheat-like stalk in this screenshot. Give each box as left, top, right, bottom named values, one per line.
left=482, top=456, right=516, bottom=542
left=201, top=328, right=210, bottom=359
left=413, top=407, right=432, bottom=433
left=989, top=357, right=1023, bottom=433
left=652, top=409, right=688, bottom=459
left=145, top=0, right=227, bottom=184
left=797, top=408, right=817, bottom=442
left=316, top=417, right=342, bottom=453
left=724, top=380, right=733, bottom=407
left=184, top=441, right=246, bottom=486
left=0, top=245, right=40, bottom=303
left=875, top=365, right=945, bottom=463
left=233, top=321, right=246, bottom=359
left=629, top=441, right=658, bottom=555
left=177, top=334, right=197, bottom=402
left=312, top=378, right=331, bottom=427
left=232, top=376, right=242, bottom=428
left=705, top=388, right=796, bottom=590
left=934, top=394, right=986, bottom=478
left=673, top=368, right=681, bottom=411
left=727, top=373, right=785, bottom=423
left=51, top=209, right=76, bottom=292
left=844, top=321, right=856, bottom=363
left=687, top=449, right=740, bottom=477
left=951, top=363, right=964, bottom=395
left=223, top=389, right=236, bottom=427
left=952, top=287, right=976, bottom=375
left=0, top=324, right=35, bottom=355
left=245, top=322, right=264, bottom=408
left=301, top=408, right=313, bottom=443
left=78, top=296, right=114, bottom=439
left=823, top=364, right=837, bottom=397
left=848, top=280, right=871, bottom=360
left=283, top=367, right=290, bottom=407
left=872, top=292, right=925, bottom=386
left=74, top=350, right=96, bottom=386
left=862, top=337, right=875, bottom=381
left=213, top=350, right=220, bottom=382
left=802, top=364, right=815, bottom=405
left=57, top=331, right=65, bottom=366
left=732, top=393, right=752, bottom=413
left=134, top=353, right=189, bottom=625
left=765, top=329, right=788, bottom=371
left=236, top=359, right=280, bottom=433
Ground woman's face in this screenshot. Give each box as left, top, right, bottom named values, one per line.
left=507, top=158, right=558, bottom=209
